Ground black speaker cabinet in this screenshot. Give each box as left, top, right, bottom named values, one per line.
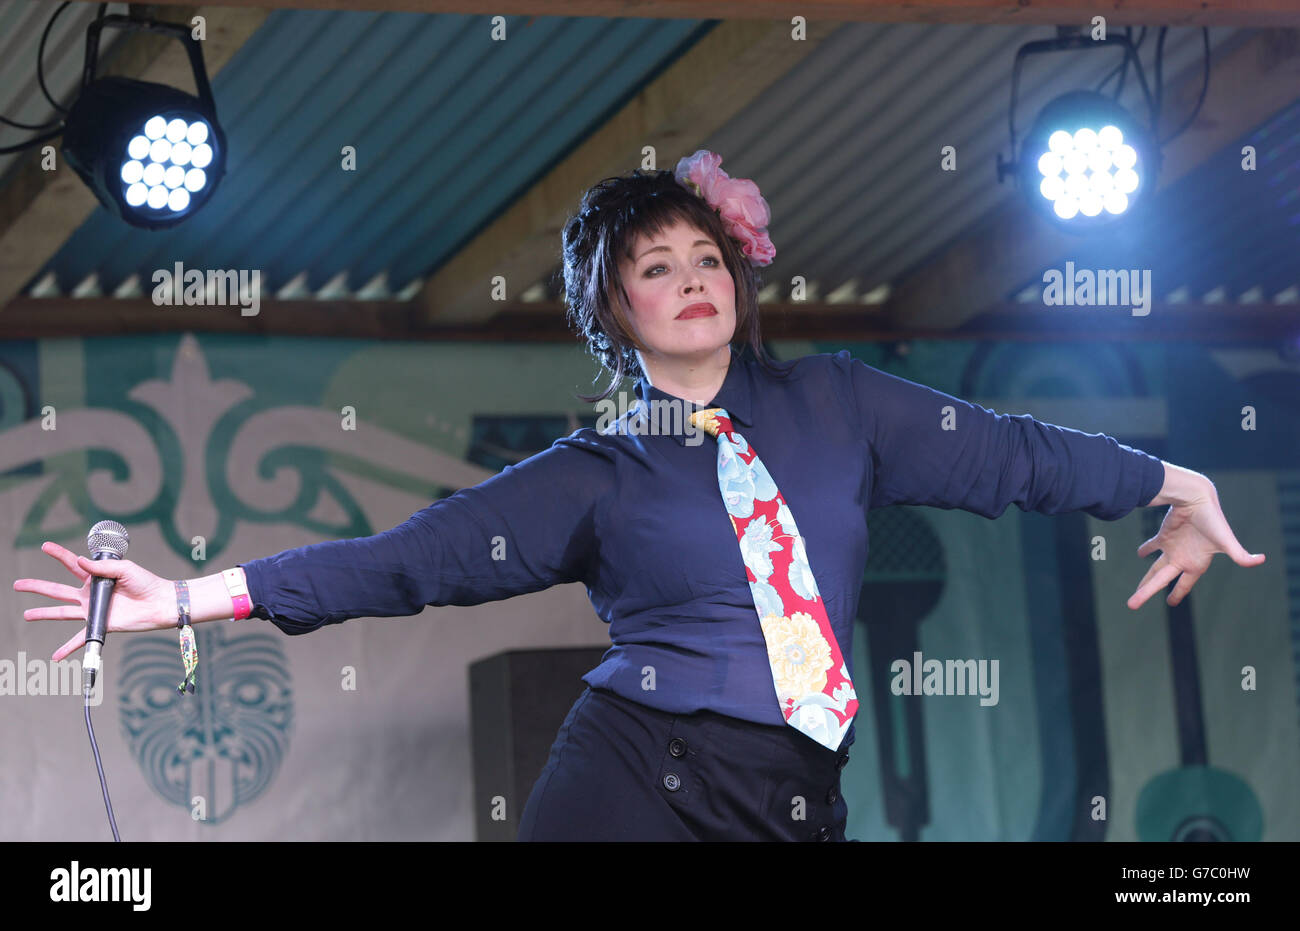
left=469, top=646, right=608, bottom=841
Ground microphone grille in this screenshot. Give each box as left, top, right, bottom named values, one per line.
left=87, top=520, right=129, bottom=558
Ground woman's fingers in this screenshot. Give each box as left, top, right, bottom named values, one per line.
left=14, top=546, right=90, bottom=624
left=24, top=605, right=86, bottom=621
left=75, top=555, right=130, bottom=578
left=1226, top=540, right=1266, bottom=567
left=1191, top=499, right=1265, bottom=567
left=1133, top=552, right=1168, bottom=593
left=12, top=577, right=83, bottom=603
left=42, top=541, right=90, bottom=581
left=53, top=627, right=88, bottom=662
left=1165, top=568, right=1204, bottom=606
left=1128, top=562, right=1180, bottom=611
left=1136, top=535, right=1161, bottom=559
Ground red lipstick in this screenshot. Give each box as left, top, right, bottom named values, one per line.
left=677, top=302, right=717, bottom=319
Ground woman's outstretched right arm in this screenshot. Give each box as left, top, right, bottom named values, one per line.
left=16, top=428, right=613, bottom=654
left=238, top=429, right=614, bottom=635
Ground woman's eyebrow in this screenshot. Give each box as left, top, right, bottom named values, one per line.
left=636, top=239, right=714, bottom=261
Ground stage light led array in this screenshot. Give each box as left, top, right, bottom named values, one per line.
left=1035, top=123, right=1141, bottom=220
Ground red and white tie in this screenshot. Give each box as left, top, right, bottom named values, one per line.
left=689, top=407, right=858, bottom=751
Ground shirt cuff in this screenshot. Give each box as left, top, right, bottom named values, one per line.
left=237, top=561, right=274, bottom=622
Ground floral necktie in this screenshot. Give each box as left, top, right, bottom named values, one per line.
left=688, top=407, right=858, bottom=752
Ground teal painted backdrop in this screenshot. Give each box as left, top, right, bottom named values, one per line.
left=1, top=332, right=1295, bottom=840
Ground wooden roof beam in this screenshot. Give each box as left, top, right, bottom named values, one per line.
left=60, top=1, right=1300, bottom=29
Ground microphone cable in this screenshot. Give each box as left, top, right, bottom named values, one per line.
left=84, top=685, right=121, bottom=841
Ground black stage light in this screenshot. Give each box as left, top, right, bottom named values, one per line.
left=61, top=15, right=227, bottom=230
left=995, top=29, right=1197, bottom=233
left=1019, top=89, right=1158, bottom=225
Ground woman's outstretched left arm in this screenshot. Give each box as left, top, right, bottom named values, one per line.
left=833, top=351, right=1267, bottom=609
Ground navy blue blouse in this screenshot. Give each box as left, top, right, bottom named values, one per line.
left=239, top=345, right=1165, bottom=745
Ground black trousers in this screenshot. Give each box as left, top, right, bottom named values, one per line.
left=518, top=686, right=853, bottom=841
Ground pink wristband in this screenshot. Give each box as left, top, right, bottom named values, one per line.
left=222, top=568, right=252, bottom=621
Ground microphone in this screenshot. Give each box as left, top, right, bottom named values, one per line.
left=82, top=520, right=129, bottom=696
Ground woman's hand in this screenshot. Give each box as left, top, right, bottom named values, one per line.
left=13, top=541, right=177, bottom=661
left=1127, top=480, right=1265, bottom=610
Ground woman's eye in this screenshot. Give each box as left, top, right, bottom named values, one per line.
left=646, top=255, right=720, bottom=276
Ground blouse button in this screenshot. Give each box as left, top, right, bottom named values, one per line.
left=668, top=737, right=688, bottom=758
left=662, top=773, right=681, bottom=791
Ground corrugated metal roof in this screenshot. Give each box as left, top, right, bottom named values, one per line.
left=20, top=9, right=711, bottom=298
left=3, top=9, right=1288, bottom=310
left=682, top=22, right=1256, bottom=305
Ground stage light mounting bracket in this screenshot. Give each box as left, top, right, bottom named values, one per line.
left=80, top=14, right=217, bottom=113
left=1000, top=33, right=1157, bottom=183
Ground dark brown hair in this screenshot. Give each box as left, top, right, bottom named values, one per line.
left=557, top=167, right=794, bottom=403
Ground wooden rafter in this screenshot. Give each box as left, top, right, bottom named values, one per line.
left=2, top=296, right=1295, bottom=343
left=58, top=1, right=1300, bottom=29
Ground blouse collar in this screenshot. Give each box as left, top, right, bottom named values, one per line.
left=633, top=345, right=755, bottom=446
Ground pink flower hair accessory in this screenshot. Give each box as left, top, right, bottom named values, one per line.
left=673, top=149, right=776, bottom=267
